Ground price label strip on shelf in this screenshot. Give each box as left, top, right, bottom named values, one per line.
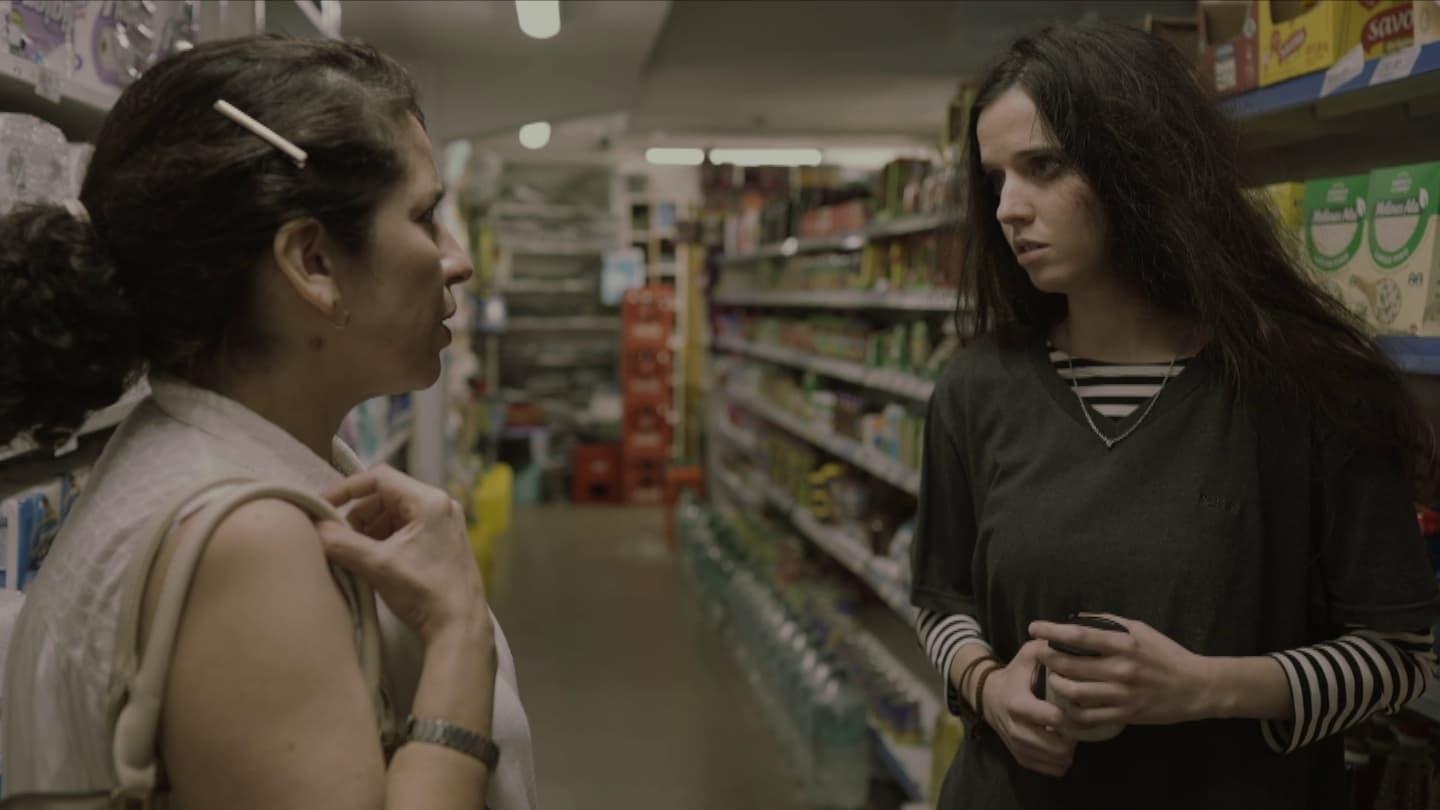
left=1370, top=45, right=1422, bottom=87
left=1320, top=44, right=1366, bottom=97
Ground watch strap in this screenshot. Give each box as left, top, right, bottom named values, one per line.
left=403, top=715, right=500, bottom=772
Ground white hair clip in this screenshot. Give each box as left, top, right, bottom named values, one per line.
left=213, top=99, right=308, bottom=169
left=62, top=198, right=90, bottom=222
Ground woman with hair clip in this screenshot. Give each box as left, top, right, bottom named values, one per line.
left=910, top=22, right=1440, bottom=809
left=1, top=36, right=535, bottom=810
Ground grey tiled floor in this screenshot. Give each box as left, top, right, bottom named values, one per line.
left=488, top=505, right=813, bottom=810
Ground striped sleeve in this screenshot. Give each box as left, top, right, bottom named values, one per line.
left=916, top=607, right=992, bottom=715
left=1262, top=627, right=1437, bottom=754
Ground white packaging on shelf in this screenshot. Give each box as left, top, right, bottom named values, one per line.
left=0, top=113, right=69, bottom=213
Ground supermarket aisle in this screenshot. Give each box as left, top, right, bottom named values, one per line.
left=488, top=506, right=810, bottom=810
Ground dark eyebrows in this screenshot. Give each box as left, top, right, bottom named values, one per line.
left=980, top=147, right=1064, bottom=173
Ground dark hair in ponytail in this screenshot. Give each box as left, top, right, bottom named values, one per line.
left=0, top=35, right=422, bottom=448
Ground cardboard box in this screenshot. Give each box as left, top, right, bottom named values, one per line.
left=1302, top=175, right=1370, bottom=321
left=1344, top=0, right=1417, bottom=59
left=1266, top=182, right=1306, bottom=229
left=1135, top=14, right=1201, bottom=65
left=1356, top=162, right=1440, bottom=335
left=1259, top=1, right=1348, bottom=86
left=1199, top=1, right=1261, bottom=95
left=1419, top=0, right=1440, bottom=45
left=1260, top=1, right=1420, bottom=87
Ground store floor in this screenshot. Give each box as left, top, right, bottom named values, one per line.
left=488, top=505, right=811, bottom=810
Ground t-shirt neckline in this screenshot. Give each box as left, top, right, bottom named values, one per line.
left=1027, top=331, right=1212, bottom=445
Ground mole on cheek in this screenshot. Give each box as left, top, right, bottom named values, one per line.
left=309, top=335, right=325, bottom=351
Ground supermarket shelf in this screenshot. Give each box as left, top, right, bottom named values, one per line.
left=714, top=468, right=765, bottom=510
left=852, top=630, right=943, bottom=803
left=721, top=210, right=962, bottom=265
left=494, top=201, right=614, bottom=219
left=0, top=52, right=120, bottom=120
left=713, top=288, right=956, bottom=312
left=502, top=240, right=614, bottom=257
left=504, top=316, right=621, bottom=333
left=361, top=423, right=414, bottom=469
left=726, top=390, right=921, bottom=497
left=1378, top=336, right=1440, bottom=376
left=1220, top=41, right=1440, bottom=124
left=0, top=386, right=148, bottom=464
left=713, top=417, right=760, bottom=456
left=790, top=507, right=913, bottom=620
left=869, top=728, right=931, bottom=803
left=499, top=279, right=593, bottom=295
left=715, top=336, right=935, bottom=403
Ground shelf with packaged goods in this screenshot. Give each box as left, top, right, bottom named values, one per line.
left=1219, top=41, right=1440, bottom=147
left=714, top=336, right=935, bottom=403
left=712, top=288, right=957, bottom=313
left=0, top=385, right=148, bottom=464
left=849, top=629, right=943, bottom=803
left=724, top=389, right=921, bottom=497
left=361, top=422, right=414, bottom=469
left=712, top=415, right=761, bottom=456
left=1377, top=335, right=1440, bottom=376
left=720, top=210, right=962, bottom=266
left=502, top=316, right=621, bottom=333
left=500, top=239, right=615, bottom=257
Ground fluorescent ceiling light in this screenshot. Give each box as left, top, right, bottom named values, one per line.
left=708, top=148, right=823, bottom=168
left=824, top=148, right=910, bottom=169
left=515, top=0, right=560, bottom=39
left=518, top=121, right=551, bottom=150
left=646, top=147, right=706, bottom=166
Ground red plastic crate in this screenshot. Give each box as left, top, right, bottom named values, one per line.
left=622, top=457, right=667, bottom=505
left=571, top=443, right=622, bottom=504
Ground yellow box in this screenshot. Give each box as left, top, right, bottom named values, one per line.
left=1344, top=1, right=1419, bottom=58
left=1419, top=0, right=1440, bottom=45
left=1266, top=182, right=1306, bottom=229
left=1259, top=1, right=1417, bottom=87
left=1260, top=1, right=1348, bottom=86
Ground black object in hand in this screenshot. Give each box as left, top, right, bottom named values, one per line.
left=1033, top=614, right=1130, bottom=699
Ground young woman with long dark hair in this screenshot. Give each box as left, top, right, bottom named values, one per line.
left=911, top=22, right=1439, bottom=808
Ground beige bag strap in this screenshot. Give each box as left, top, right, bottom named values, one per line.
left=105, top=479, right=390, bottom=802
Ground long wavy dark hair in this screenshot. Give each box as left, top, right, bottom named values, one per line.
left=951, top=22, right=1436, bottom=496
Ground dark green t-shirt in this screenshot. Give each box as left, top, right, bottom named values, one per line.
left=911, top=328, right=1440, bottom=810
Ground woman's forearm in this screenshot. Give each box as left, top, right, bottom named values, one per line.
left=1198, top=655, right=1291, bottom=721
left=387, top=617, right=499, bottom=809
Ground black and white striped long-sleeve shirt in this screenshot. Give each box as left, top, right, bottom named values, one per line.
left=915, top=350, right=1439, bottom=752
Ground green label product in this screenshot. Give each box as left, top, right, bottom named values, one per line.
left=1362, top=162, right=1440, bottom=335
left=1302, top=175, right=1369, bottom=322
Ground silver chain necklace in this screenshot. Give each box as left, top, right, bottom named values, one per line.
left=1064, top=353, right=1178, bottom=449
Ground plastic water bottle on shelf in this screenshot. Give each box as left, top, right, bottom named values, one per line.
left=812, top=672, right=870, bottom=810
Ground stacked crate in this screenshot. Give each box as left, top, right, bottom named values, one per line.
left=620, top=286, right=675, bottom=504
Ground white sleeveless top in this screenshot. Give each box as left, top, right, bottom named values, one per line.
left=1, top=377, right=538, bottom=809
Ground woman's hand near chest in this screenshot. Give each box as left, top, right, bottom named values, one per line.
left=979, top=640, right=1077, bottom=777
left=1029, top=614, right=1290, bottom=732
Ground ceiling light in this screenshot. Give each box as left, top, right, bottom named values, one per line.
left=519, top=121, right=551, bottom=150
left=824, top=148, right=911, bottom=169
left=708, top=148, right=823, bottom=168
left=646, top=147, right=706, bottom=166
left=515, top=0, right=560, bottom=39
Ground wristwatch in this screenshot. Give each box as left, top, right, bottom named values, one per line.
left=403, top=715, right=501, bottom=772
